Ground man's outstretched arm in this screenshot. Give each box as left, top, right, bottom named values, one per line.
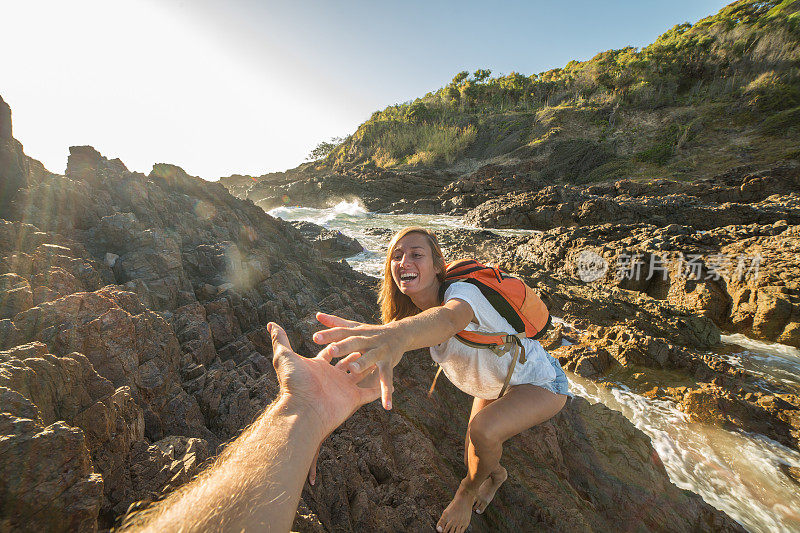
left=119, top=322, right=380, bottom=532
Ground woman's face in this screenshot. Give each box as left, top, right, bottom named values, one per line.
left=390, top=232, right=441, bottom=299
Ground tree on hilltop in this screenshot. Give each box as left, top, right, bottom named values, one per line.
left=473, top=68, right=492, bottom=82
left=306, top=136, right=346, bottom=161
left=452, top=71, right=470, bottom=86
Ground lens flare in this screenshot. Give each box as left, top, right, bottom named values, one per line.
left=193, top=200, right=216, bottom=220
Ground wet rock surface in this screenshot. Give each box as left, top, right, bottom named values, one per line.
left=0, top=98, right=742, bottom=531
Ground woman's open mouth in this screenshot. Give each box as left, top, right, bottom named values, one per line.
left=399, top=272, right=418, bottom=283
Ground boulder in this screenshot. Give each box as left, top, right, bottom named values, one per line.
left=291, top=220, right=364, bottom=259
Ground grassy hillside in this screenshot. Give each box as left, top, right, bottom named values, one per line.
left=312, top=0, right=800, bottom=183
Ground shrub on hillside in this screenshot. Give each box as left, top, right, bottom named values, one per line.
left=760, top=105, right=800, bottom=134
left=744, top=71, right=800, bottom=112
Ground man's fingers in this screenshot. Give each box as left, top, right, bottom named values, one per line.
left=334, top=352, right=363, bottom=371
left=377, top=363, right=394, bottom=410
left=316, top=312, right=362, bottom=328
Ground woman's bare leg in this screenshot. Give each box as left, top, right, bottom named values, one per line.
left=464, top=397, right=493, bottom=468
left=437, top=385, right=567, bottom=533
left=464, top=397, right=506, bottom=514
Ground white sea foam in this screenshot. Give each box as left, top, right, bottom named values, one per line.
left=551, top=315, right=584, bottom=333
left=722, top=334, right=800, bottom=360
left=268, top=199, right=368, bottom=226
left=720, top=334, right=800, bottom=394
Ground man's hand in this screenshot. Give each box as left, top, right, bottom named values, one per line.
left=121, top=324, right=381, bottom=532
left=269, top=322, right=381, bottom=437
left=312, top=312, right=406, bottom=411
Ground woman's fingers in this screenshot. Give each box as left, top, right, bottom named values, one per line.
left=331, top=348, right=386, bottom=397
left=357, top=380, right=382, bottom=405
left=349, top=366, right=381, bottom=405
left=377, top=362, right=394, bottom=410
left=316, top=312, right=363, bottom=328
left=351, top=364, right=378, bottom=386
left=319, top=336, right=371, bottom=363
left=313, top=326, right=358, bottom=346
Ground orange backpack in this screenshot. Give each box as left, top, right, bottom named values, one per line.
left=430, top=259, right=552, bottom=398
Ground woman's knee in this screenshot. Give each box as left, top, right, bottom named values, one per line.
left=467, top=414, right=502, bottom=451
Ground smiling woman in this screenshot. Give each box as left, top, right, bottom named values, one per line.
left=382, top=227, right=448, bottom=322
left=313, top=226, right=571, bottom=533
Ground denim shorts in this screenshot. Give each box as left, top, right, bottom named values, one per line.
left=536, top=354, right=573, bottom=398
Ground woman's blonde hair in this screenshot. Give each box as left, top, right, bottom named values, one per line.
left=378, top=227, right=446, bottom=324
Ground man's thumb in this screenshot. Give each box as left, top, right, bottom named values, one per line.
left=268, top=322, right=294, bottom=362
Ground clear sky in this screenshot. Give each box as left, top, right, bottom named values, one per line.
left=2, top=0, right=731, bottom=180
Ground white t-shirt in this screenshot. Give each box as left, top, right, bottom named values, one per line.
left=430, top=281, right=557, bottom=399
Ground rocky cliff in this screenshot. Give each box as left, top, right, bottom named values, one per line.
left=0, top=96, right=745, bottom=531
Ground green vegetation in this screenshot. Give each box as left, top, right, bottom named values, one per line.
left=759, top=105, right=800, bottom=134
left=306, top=136, right=346, bottom=161
left=321, top=0, right=800, bottom=181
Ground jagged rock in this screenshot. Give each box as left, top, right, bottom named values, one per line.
left=123, top=436, right=211, bottom=516
left=183, top=240, right=271, bottom=294
left=172, top=302, right=218, bottom=366
left=0, top=343, right=145, bottom=524
left=0, top=96, right=32, bottom=218
left=679, top=385, right=800, bottom=449
left=67, top=145, right=129, bottom=188
left=0, top=95, right=11, bottom=139
left=291, top=220, right=364, bottom=259
left=0, top=272, right=33, bottom=318
left=0, top=416, right=103, bottom=532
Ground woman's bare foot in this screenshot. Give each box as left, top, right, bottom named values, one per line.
left=437, top=481, right=477, bottom=533
left=472, top=466, right=507, bottom=514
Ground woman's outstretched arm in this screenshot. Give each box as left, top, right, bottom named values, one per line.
left=314, top=299, right=474, bottom=409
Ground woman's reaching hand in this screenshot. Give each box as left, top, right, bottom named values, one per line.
left=313, top=312, right=406, bottom=410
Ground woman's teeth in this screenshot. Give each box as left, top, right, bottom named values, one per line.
left=400, top=273, right=418, bottom=282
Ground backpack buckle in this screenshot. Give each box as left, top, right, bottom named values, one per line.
left=505, top=334, right=527, bottom=365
